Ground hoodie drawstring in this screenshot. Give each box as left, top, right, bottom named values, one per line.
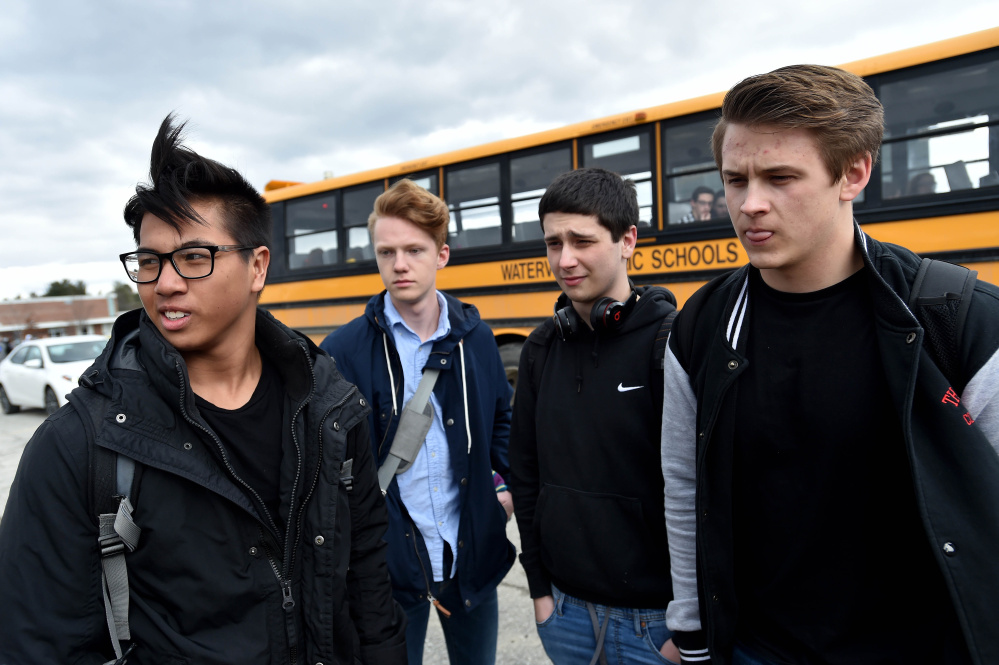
left=382, top=333, right=398, bottom=416
left=459, top=340, right=472, bottom=454
left=385, top=331, right=470, bottom=451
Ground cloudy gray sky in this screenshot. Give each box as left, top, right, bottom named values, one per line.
left=1, top=1, right=997, bottom=299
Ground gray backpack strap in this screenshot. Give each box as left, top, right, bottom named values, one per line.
left=377, top=368, right=441, bottom=494
left=69, top=388, right=141, bottom=664
left=98, top=450, right=141, bottom=664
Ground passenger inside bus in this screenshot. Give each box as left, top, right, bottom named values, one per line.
left=907, top=172, right=937, bottom=195
left=676, top=186, right=715, bottom=223
left=712, top=189, right=728, bottom=219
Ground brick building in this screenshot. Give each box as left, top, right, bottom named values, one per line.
left=0, top=294, right=120, bottom=343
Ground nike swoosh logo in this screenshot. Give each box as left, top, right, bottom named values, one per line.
left=617, top=383, right=643, bottom=392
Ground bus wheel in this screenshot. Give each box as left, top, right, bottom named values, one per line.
left=499, top=341, right=524, bottom=399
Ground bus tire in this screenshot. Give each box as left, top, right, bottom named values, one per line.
left=499, top=341, right=524, bottom=398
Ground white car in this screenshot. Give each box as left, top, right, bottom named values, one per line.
left=0, top=335, right=109, bottom=415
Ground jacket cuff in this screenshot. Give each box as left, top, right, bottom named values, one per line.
left=520, top=555, right=552, bottom=599
left=672, top=630, right=709, bottom=663
left=359, top=640, right=407, bottom=665
left=358, top=602, right=408, bottom=664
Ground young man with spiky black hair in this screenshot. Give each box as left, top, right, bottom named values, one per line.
left=0, top=115, right=406, bottom=665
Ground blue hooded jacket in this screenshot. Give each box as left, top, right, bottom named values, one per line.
left=320, top=291, right=515, bottom=611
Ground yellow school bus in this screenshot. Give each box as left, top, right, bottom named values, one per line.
left=261, top=27, right=999, bottom=379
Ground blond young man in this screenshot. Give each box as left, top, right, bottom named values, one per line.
left=321, top=179, right=514, bottom=665
left=661, top=65, right=999, bottom=665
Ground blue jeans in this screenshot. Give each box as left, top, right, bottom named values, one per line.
left=536, top=584, right=679, bottom=665
left=404, top=578, right=499, bottom=665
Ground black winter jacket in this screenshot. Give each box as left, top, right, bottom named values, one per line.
left=0, top=308, right=406, bottom=665
left=510, top=285, right=677, bottom=609
left=661, top=228, right=999, bottom=664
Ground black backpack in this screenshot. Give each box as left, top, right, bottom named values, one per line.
left=907, top=258, right=978, bottom=393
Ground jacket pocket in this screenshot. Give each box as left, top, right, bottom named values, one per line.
left=536, top=484, right=662, bottom=601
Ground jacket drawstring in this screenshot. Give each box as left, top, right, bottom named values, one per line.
left=459, top=340, right=472, bottom=454
left=385, top=332, right=469, bottom=452
left=382, top=333, right=398, bottom=415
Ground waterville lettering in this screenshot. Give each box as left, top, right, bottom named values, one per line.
left=501, top=259, right=554, bottom=282
left=628, top=240, right=742, bottom=272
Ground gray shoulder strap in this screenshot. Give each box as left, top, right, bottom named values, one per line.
left=377, top=368, right=441, bottom=494
left=99, top=454, right=141, bottom=664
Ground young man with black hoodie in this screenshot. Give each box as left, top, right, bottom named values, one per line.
left=509, top=167, right=680, bottom=664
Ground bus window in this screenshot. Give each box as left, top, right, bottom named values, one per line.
left=580, top=130, right=655, bottom=228
left=447, top=162, right=502, bottom=249
left=390, top=171, right=439, bottom=195
left=510, top=146, right=572, bottom=243
left=343, top=183, right=383, bottom=262
left=663, top=115, right=723, bottom=225
left=286, top=193, right=339, bottom=269
left=880, top=54, right=999, bottom=199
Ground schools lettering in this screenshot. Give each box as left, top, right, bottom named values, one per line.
left=499, top=240, right=742, bottom=281
left=628, top=240, right=741, bottom=272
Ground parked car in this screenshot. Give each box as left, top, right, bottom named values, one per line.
left=0, top=335, right=109, bottom=415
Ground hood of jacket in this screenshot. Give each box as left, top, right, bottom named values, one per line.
left=553, top=283, right=677, bottom=336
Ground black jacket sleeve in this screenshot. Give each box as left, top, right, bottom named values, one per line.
left=344, top=416, right=408, bottom=665
left=508, top=333, right=552, bottom=599
left=0, top=409, right=113, bottom=664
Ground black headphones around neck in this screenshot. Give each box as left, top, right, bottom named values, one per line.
left=553, top=291, right=636, bottom=341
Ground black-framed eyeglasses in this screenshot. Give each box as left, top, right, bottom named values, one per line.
left=119, top=245, right=257, bottom=284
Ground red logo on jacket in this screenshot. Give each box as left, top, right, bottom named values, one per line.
left=941, top=386, right=975, bottom=425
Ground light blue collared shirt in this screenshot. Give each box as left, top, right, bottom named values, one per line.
left=384, top=292, right=460, bottom=581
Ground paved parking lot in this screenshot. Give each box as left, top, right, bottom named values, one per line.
left=0, top=407, right=547, bottom=664
left=0, top=407, right=46, bottom=511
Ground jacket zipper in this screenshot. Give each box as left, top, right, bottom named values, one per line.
left=271, top=339, right=319, bottom=661
left=174, top=364, right=282, bottom=536
left=288, top=385, right=357, bottom=579
left=281, top=340, right=316, bottom=582
left=257, top=533, right=299, bottom=663
left=173, top=342, right=319, bottom=662
left=408, top=515, right=450, bottom=616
